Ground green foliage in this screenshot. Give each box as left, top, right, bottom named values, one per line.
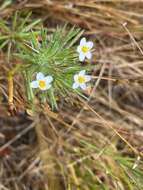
left=71, top=139, right=143, bottom=190
left=17, top=26, right=92, bottom=109
left=0, top=11, right=41, bottom=60
left=0, top=0, right=12, bottom=11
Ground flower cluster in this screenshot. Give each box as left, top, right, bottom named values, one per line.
left=31, top=37, right=94, bottom=91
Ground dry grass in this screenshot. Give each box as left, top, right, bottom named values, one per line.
left=0, top=1, right=143, bottom=190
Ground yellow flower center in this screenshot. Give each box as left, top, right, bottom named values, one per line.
left=78, top=76, right=86, bottom=84
left=81, top=46, right=89, bottom=53
left=39, top=80, right=46, bottom=89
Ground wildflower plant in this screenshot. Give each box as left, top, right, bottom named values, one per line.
left=9, top=26, right=94, bottom=110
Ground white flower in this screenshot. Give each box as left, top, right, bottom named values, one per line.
left=30, top=72, right=53, bottom=91
left=77, top=37, right=94, bottom=62
left=72, top=70, right=91, bottom=90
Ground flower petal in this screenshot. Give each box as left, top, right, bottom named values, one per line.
left=80, top=83, right=87, bottom=90
left=79, top=53, right=85, bottom=62
left=86, top=41, right=94, bottom=49
left=39, top=86, right=46, bottom=91
left=36, top=72, right=45, bottom=80
left=85, top=75, right=91, bottom=82
left=77, top=45, right=81, bottom=53
left=30, top=81, right=39, bottom=89
left=80, top=37, right=86, bottom=46
left=45, top=76, right=53, bottom=83
left=79, top=70, right=86, bottom=76
left=86, top=52, right=92, bottom=59
left=72, top=82, right=79, bottom=89
left=74, top=74, right=79, bottom=82
left=45, top=84, right=52, bottom=90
